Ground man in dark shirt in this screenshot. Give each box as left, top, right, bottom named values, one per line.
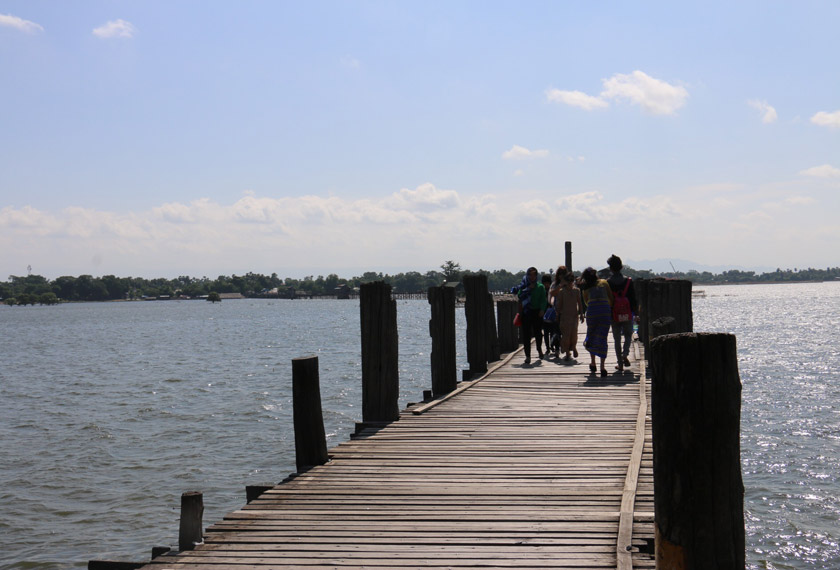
left=607, top=254, right=638, bottom=372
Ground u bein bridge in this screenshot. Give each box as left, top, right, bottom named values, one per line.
left=90, top=249, right=745, bottom=570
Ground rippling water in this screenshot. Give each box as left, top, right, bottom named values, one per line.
left=692, top=283, right=840, bottom=568
left=2, top=283, right=838, bottom=568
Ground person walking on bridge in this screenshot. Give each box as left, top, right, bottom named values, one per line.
left=607, top=254, right=639, bottom=373
left=581, top=266, right=614, bottom=375
left=517, top=267, right=547, bottom=365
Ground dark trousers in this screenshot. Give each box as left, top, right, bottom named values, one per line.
left=522, top=311, right=544, bottom=358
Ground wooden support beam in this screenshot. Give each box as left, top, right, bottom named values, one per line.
left=496, top=299, right=520, bottom=353
left=650, top=332, right=744, bottom=569
left=360, top=281, right=399, bottom=422
left=428, top=283, right=457, bottom=397
left=292, top=355, right=329, bottom=472
left=463, top=274, right=490, bottom=379
left=178, top=491, right=204, bottom=551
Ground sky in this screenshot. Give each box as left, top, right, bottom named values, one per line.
left=1, top=1, right=838, bottom=279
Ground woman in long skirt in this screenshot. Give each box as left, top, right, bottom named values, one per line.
left=554, top=268, right=583, bottom=361
left=580, top=267, right=614, bottom=375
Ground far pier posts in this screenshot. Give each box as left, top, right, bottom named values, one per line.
left=360, top=281, right=400, bottom=422
left=650, top=332, right=745, bottom=569
left=428, top=283, right=458, bottom=397
left=292, top=355, right=329, bottom=472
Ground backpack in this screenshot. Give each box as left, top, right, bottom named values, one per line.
left=612, top=278, right=632, bottom=322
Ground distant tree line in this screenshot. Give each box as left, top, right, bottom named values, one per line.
left=2, top=262, right=838, bottom=305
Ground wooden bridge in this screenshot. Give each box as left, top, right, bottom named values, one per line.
left=141, top=338, right=655, bottom=569
left=93, top=276, right=744, bottom=570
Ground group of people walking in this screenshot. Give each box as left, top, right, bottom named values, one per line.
left=515, top=254, right=638, bottom=375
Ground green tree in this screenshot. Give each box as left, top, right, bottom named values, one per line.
left=207, top=291, right=221, bottom=303
left=39, top=292, right=60, bottom=305
left=440, top=260, right=462, bottom=283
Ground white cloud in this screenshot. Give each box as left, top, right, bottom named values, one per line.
left=600, top=71, right=688, bottom=115
left=811, top=110, right=840, bottom=129
left=748, top=99, right=778, bottom=124
left=799, top=164, right=840, bottom=178
left=502, top=145, right=549, bottom=160
left=546, top=71, right=688, bottom=116
left=545, top=89, right=608, bottom=110
left=0, top=13, right=44, bottom=33
left=92, top=19, right=137, bottom=39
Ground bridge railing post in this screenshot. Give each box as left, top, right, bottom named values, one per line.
left=178, top=491, right=204, bottom=551
left=486, top=292, right=500, bottom=363
left=292, top=355, right=329, bottom=472
left=496, top=299, right=520, bottom=354
left=428, top=283, right=457, bottom=397
left=650, top=332, right=744, bottom=568
left=462, top=275, right=490, bottom=380
left=360, top=281, right=399, bottom=422
left=637, top=278, right=692, bottom=354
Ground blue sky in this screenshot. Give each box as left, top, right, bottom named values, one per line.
left=2, top=1, right=838, bottom=279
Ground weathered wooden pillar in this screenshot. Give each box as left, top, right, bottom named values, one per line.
left=565, top=241, right=573, bottom=273
left=463, top=275, right=490, bottom=379
left=496, top=299, right=519, bottom=353
left=292, top=355, right=329, bottom=472
left=640, top=279, right=692, bottom=353
left=635, top=278, right=649, bottom=347
left=428, top=283, right=457, bottom=397
left=650, top=333, right=744, bottom=569
left=178, top=491, right=204, bottom=551
left=486, top=293, right=500, bottom=363
left=360, top=281, right=399, bottom=422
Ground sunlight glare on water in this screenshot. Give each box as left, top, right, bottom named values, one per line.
left=693, top=283, right=840, bottom=568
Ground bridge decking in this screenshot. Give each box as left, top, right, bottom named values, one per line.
left=146, top=339, right=654, bottom=569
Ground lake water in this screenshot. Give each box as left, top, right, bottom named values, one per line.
left=1, top=283, right=838, bottom=569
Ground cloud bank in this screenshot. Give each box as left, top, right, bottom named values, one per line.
left=1, top=181, right=832, bottom=279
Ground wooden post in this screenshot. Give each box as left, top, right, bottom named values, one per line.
left=565, top=241, right=573, bottom=273
left=428, top=283, right=457, bottom=397
left=639, top=278, right=692, bottom=353
left=462, top=275, right=490, bottom=379
left=360, top=281, right=399, bottom=422
left=496, top=299, right=519, bottom=353
left=246, top=485, right=274, bottom=503
left=486, top=293, right=500, bottom=363
left=178, top=491, right=204, bottom=551
left=635, top=278, right=649, bottom=348
left=292, top=355, right=329, bottom=472
left=650, top=333, right=744, bottom=569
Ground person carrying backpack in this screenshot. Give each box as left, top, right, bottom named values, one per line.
left=607, top=254, right=639, bottom=373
